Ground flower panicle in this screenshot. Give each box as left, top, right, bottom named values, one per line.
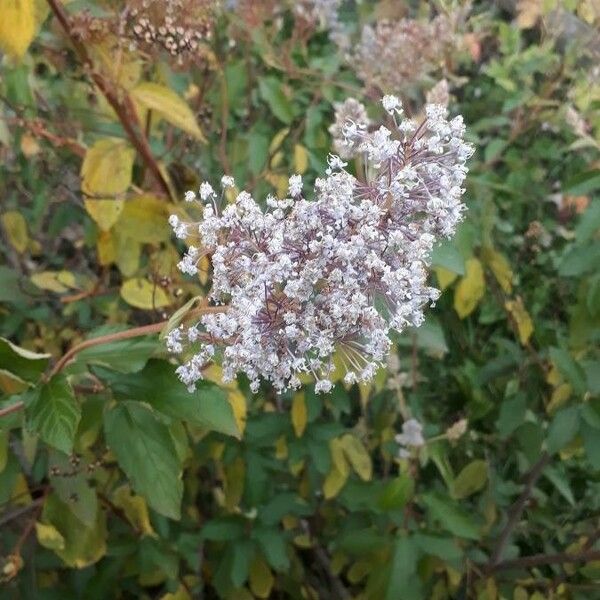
left=168, top=95, right=474, bottom=394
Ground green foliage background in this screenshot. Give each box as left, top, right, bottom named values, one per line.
left=1, top=1, right=600, bottom=598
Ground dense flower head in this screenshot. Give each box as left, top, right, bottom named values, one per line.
left=168, top=96, right=473, bottom=393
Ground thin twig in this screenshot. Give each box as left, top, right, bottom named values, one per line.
left=45, top=0, right=173, bottom=199
left=489, top=452, right=551, bottom=567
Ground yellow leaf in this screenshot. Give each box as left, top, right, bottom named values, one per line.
left=91, top=40, right=142, bottom=90
left=482, top=247, right=513, bottom=294
left=275, top=435, right=288, bottom=460
left=81, top=139, right=135, bottom=231
left=330, top=438, right=349, bottom=476
left=35, top=522, right=66, bottom=551
left=454, top=258, right=485, bottom=319
left=30, top=270, right=77, bottom=294
left=435, top=266, right=458, bottom=291
left=249, top=556, right=275, bottom=599
left=0, top=0, right=36, bottom=58
left=340, top=434, right=372, bottom=481
left=11, top=474, right=32, bottom=506
left=323, top=464, right=348, bottom=499
left=269, top=128, right=290, bottom=154
left=120, top=278, right=171, bottom=310
left=1, top=211, right=29, bottom=253
left=294, top=144, right=309, bottom=174
left=547, top=383, right=572, bottom=414
left=114, top=233, right=141, bottom=277
left=291, top=392, right=307, bottom=437
left=228, top=389, right=247, bottom=436
left=115, top=194, right=172, bottom=244
left=132, top=83, right=206, bottom=142
left=112, top=485, right=155, bottom=536
left=505, top=297, right=534, bottom=345
left=96, top=231, right=115, bottom=266
left=0, top=370, right=29, bottom=395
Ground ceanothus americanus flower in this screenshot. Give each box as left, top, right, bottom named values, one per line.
left=168, top=95, right=473, bottom=393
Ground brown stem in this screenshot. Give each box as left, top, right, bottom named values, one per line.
left=45, top=0, right=173, bottom=199
left=0, top=305, right=227, bottom=420
left=489, top=452, right=550, bottom=567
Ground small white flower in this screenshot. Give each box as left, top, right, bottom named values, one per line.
left=221, top=175, right=235, bottom=188
left=199, top=182, right=216, bottom=200
left=382, top=95, right=402, bottom=115
left=288, top=174, right=303, bottom=197
left=184, top=190, right=197, bottom=202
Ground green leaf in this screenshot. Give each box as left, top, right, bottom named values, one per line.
left=549, top=347, right=587, bottom=395
left=558, top=243, right=600, bottom=277
left=431, top=241, right=465, bottom=275
left=414, top=533, right=463, bottom=561
left=132, top=82, right=206, bottom=141
left=563, top=170, right=600, bottom=195
left=258, top=77, right=294, bottom=124
left=452, top=460, right=488, bottom=499
left=253, top=527, right=289, bottom=572
left=120, top=278, right=171, bottom=310
left=41, top=493, right=107, bottom=568
left=107, top=360, right=239, bottom=437
left=497, top=393, right=527, bottom=438
left=420, top=493, right=481, bottom=540
left=384, top=537, right=422, bottom=600
left=104, top=401, right=183, bottom=519
left=377, top=474, right=414, bottom=511
left=581, top=421, right=600, bottom=470
left=0, top=337, right=50, bottom=382
left=546, top=405, right=580, bottom=454
left=202, top=517, right=245, bottom=541
left=27, top=375, right=81, bottom=454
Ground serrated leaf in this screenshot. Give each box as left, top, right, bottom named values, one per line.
left=291, top=392, right=307, bottom=437
left=454, top=258, right=485, bottom=319
left=27, top=375, right=81, bottom=454
left=0, top=337, right=50, bottom=382
left=108, top=359, right=239, bottom=437
left=120, top=278, right=171, bottom=310
left=132, top=82, right=206, bottom=141
left=81, top=139, right=135, bottom=230
left=1, top=211, right=28, bottom=253
left=452, top=460, right=488, bottom=499
left=104, top=401, right=183, bottom=519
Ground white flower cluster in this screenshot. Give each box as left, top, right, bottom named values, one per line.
left=168, top=96, right=473, bottom=393
left=395, top=418, right=425, bottom=458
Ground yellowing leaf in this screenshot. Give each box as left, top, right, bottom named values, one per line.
left=340, top=434, right=372, bottom=481
left=435, top=266, right=458, bottom=291
left=1, top=211, right=28, bottom=253
left=0, top=0, right=36, bottom=58
left=30, top=271, right=77, bottom=294
left=115, top=194, right=172, bottom=243
left=294, top=144, right=309, bottom=174
left=112, top=485, right=155, bottom=536
left=0, top=430, right=8, bottom=473
left=454, top=258, right=485, bottom=319
left=91, top=41, right=142, bottom=90
left=547, top=383, right=572, bottom=414
left=160, top=586, right=192, bottom=600
left=249, top=556, right=275, bottom=599
left=269, top=128, right=290, bottom=153
left=35, top=522, right=66, bottom=551
left=224, top=456, right=245, bottom=510
left=323, top=465, right=348, bottom=499
left=120, top=278, right=171, bottom=310
left=81, top=139, right=136, bottom=231
left=228, top=389, right=247, bottom=436
left=132, top=83, right=206, bottom=142
left=482, top=247, right=513, bottom=294
left=291, top=392, right=307, bottom=437
left=97, top=231, right=116, bottom=266
left=505, top=297, right=534, bottom=345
